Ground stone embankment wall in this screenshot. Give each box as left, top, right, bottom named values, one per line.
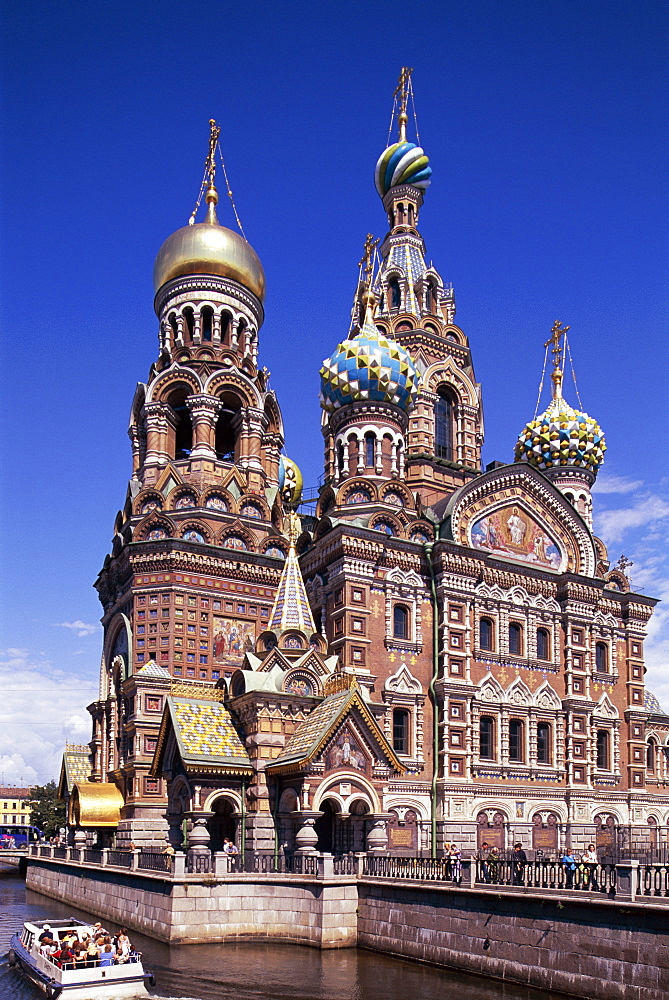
left=357, top=880, right=668, bottom=1000
left=25, top=861, right=358, bottom=947
left=26, top=860, right=668, bottom=1000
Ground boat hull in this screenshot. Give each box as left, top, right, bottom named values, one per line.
left=10, top=932, right=152, bottom=999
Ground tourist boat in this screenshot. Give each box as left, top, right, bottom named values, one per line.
left=8, top=918, right=155, bottom=999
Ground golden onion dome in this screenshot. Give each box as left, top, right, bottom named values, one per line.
left=153, top=186, right=265, bottom=301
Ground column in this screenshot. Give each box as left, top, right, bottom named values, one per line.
left=186, top=395, right=222, bottom=460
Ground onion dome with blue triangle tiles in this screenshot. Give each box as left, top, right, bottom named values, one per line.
left=514, top=395, right=606, bottom=475
left=319, top=309, right=419, bottom=414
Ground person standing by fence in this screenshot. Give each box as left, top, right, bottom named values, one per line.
left=512, top=843, right=527, bottom=885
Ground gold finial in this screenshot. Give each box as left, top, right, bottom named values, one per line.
left=359, top=233, right=380, bottom=319
left=359, top=233, right=379, bottom=286
left=204, top=119, right=222, bottom=224
left=286, top=509, right=300, bottom=549
left=545, top=319, right=570, bottom=399
left=206, top=119, right=221, bottom=188
left=394, top=67, right=413, bottom=143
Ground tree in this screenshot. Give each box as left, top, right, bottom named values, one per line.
left=29, top=780, right=66, bottom=838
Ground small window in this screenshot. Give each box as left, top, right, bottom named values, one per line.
left=480, top=717, right=495, bottom=760
left=365, top=434, right=375, bottom=467
left=393, top=605, right=409, bottom=640
left=595, top=642, right=608, bottom=673
left=536, top=628, right=550, bottom=661
left=509, top=720, right=524, bottom=762
left=509, top=623, right=522, bottom=656
left=647, top=739, right=656, bottom=772
left=537, top=722, right=551, bottom=764
left=479, top=618, right=493, bottom=651
left=596, top=730, right=610, bottom=769
left=393, top=709, right=410, bottom=755
left=389, top=277, right=401, bottom=309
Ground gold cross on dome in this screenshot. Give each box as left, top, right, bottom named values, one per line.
left=359, top=233, right=379, bottom=286
left=545, top=320, right=570, bottom=398
left=616, top=554, right=633, bottom=574
left=206, top=119, right=221, bottom=187
left=394, top=67, right=414, bottom=129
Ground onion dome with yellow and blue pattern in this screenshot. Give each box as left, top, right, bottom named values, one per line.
left=515, top=394, right=606, bottom=474
left=374, top=141, right=432, bottom=198
left=319, top=303, right=419, bottom=414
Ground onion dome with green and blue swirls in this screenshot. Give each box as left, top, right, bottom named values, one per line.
left=319, top=305, right=419, bottom=414
left=374, top=141, right=432, bottom=198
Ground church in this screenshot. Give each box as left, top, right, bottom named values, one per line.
left=60, top=73, right=669, bottom=861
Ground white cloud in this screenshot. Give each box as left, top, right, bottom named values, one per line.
left=0, top=648, right=98, bottom=786
left=595, top=495, right=669, bottom=545
left=592, top=475, right=644, bottom=495
left=53, top=620, right=100, bottom=638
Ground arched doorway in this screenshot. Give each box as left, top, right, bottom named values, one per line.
left=207, top=797, right=236, bottom=853
left=314, top=798, right=339, bottom=853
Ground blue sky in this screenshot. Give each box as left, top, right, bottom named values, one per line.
left=1, top=0, right=667, bottom=784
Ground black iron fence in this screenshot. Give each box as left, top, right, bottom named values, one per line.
left=474, top=858, right=617, bottom=893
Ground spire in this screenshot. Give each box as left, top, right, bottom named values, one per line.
left=545, top=320, right=570, bottom=400
left=267, top=511, right=316, bottom=634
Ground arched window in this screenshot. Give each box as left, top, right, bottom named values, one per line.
left=595, top=642, right=608, bottom=672
left=509, top=720, right=524, bottom=762
left=596, top=730, right=610, bottom=770
left=509, top=622, right=522, bottom=656
left=183, top=307, right=195, bottom=342
left=389, top=278, right=401, bottom=309
left=393, top=605, right=409, bottom=640
left=201, top=306, right=213, bottom=341
left=337, top=441, right=344, bottom=475
left=215, top=408, right=236, bottom=462
left=435, top=388, right=454, bottom=461
left=168, top=389, right=192, bottom=460
left=479, top=618, right=493, bottom=651
left=647, top=739, right=656, bottom=772
left=365, top=433, right=375, bottom=467
left=536, top=628, right=550, bottom=661
left=537, top=722, right=551, bottom=764
left=480, top=717, right=495, bottom=760
left=393, top=709, right=410, bottom=755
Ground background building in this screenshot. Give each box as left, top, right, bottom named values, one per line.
left=64, top=80, right=669, bottom=859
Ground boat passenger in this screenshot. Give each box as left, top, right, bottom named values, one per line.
left=38, top=923, right=53, bottom=944
left=86, top=936, right=100, bottom=967
left=99, top=943, right=115, bottom=967
left=55, top=943, right=75, bottom=970
left=115, top=928, right=132, bottom=963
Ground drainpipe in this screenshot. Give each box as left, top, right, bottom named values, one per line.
left=272, top=777, right=280, bottom=868
left=424, top=541, right=440, bottom=860
left=240, top=780, right=246, bottom=857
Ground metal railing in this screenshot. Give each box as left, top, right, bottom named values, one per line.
left=27, top=845, right=669, bottom=902
left=473, top=858, right=617, bottom=893
left=637, top=863, right=669, bottom=897
left=107, top=850, right=133, bottom=868
left=138, top=851, right=173, bottom=874
left=364, top=856, right=453, bottom=880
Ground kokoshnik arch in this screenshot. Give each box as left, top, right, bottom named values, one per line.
left=59, top=74, right=669, bottom=861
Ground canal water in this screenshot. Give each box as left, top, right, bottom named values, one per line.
left=0, top=874, right=563, bottom=1000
